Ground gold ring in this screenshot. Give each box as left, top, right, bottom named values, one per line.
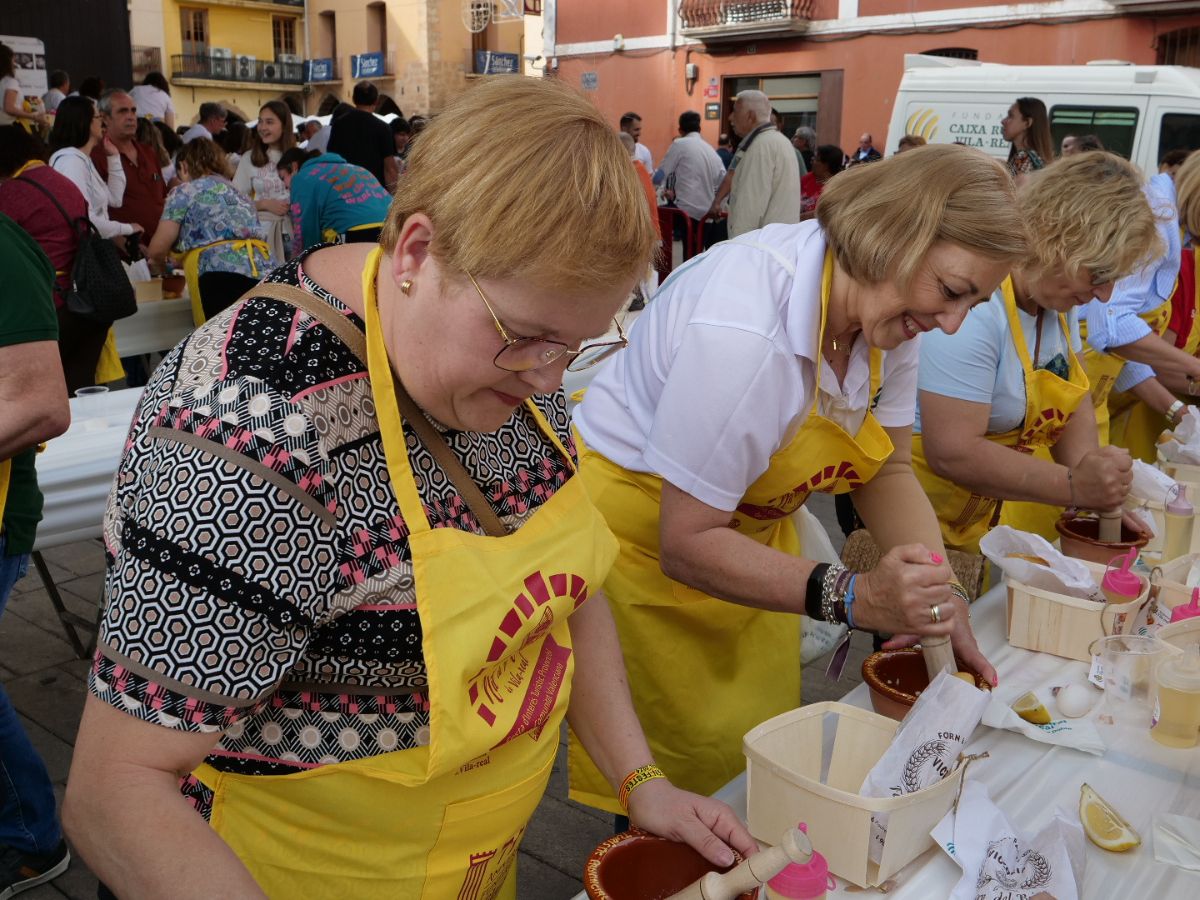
left=930, top=603, right=941, bottom=624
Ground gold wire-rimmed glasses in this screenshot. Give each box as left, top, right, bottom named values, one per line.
left=466, top=272, right=629, bottom=373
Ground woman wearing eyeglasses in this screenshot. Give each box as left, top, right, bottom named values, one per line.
left=569, top=145, right=1028, bottom=811
left=64, top=79, right=754, bottom=899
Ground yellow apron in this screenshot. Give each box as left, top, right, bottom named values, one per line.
left=1105, top=297, right=1173, bottom=461
left=193, top=248, right=618, bottom=898
left=94, top=329, right=125, bottom=384
left=912, top=278, right=1089, bottom=553
left=182, top=238, right=271, bottom=326
left=568, top=250, right=894, bottom=810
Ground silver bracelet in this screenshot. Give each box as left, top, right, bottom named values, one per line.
left=821, top=563, right=847, bottom=625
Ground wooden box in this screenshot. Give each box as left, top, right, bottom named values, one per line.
left=1005, top=560, right=1147, bottom=662
left=744, top=702, right=966, bottom=888
left=133, top=277, right=163, bottom=302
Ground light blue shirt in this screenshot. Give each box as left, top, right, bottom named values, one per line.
left=1085, top=172, right=1180, bottom=391
left=915, top=292, right=1080, bottom=435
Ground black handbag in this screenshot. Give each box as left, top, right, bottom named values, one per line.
left=15, top=173, right=137, bottom=323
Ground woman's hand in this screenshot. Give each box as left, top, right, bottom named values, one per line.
left=882, top=591, right=998, bottom=687
left=1069, top=446, right=1132, bottom=511
left=259, top=198, right=289, bottom=216
left=103, top=135, right=120, bottom=157
left=853, top=544, right=958, bottom=638
left=627, top=778, right=759, bottom=867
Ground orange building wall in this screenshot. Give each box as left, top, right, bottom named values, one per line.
left=858, top=0, right=1057, bottom=14
left=557, top=0, right=667, bottom=43
left=554, top=13, right=1200, bottom=161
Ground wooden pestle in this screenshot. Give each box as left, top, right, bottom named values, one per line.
left=922, top=634, right=957, bottom=683
left=664, top=827, right=814, bottom=900
left=1098, top=508, right=1123, bottom=544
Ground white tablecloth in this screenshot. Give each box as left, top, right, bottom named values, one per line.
left=34, top=388, right=139, bottom=550
left=710, top=584, right=1200, bottom=898
left=111, top=297, right=193, bottom=357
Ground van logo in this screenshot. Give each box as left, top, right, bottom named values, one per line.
left=906, top=108, right=940, bottom=142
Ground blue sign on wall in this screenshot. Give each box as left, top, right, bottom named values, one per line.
left=306, top=58, right=334, bottom=82
left=474, top=51, right=520, bottom=75
left=351, top=52, right=385, bottom=79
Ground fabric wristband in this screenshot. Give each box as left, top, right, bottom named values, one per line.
left=618, top=764, right=666, bottom=810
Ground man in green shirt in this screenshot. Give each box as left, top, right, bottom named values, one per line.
left=0, top=212, right=71, bottom=897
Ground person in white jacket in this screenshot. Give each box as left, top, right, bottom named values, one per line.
left=47, top=96, right=141, bottom=243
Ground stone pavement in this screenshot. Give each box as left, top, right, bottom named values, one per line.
left=1, top=495, right=867, bottom=899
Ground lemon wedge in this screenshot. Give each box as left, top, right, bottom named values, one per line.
left=1080, top=783, right=1141, bottom=852
left=1012, top=691, right=1052, bottom=725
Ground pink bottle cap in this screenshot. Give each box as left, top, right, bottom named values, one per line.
left=1167, top=484, right=1194, bottom=516
left=1171, top=587, right=1200, bottom=623
left=767, top=824, right=833, bottom=899
left=1101, top=548, right=1140, bottom=600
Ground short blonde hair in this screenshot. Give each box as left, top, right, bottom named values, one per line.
left=817, top=144, right=1027, bottom=289
left=1019, top=153, right=1160, bottom=284
left=382, top=78, right=656, bottom=292
left=1174, top=150, right=1200, bottom=239
left=897, top=134, right=926, bottom=151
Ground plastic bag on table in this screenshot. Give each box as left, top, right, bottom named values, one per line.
left=932, top=781, right=1085, bottom=900
left=1130, top=459, right=1177, bottom=505
left=980, top=526, right=1102, bottom=601
left=981, top=683, right=1106, bottom=755
left=123, top=258, right=152, bottom=283
left=1160, top=408, right=1200, bottom=465
left=860, top=671, right=991, bottom=863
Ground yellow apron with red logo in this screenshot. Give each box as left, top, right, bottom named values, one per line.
left=182, top=237, right=271, bottom=326
left=568, top=250, right=894, bottom=810
left=911, top=278, right=1090, bottom=553
left=192, top=248, right=618, bottom=898
left=1105, top=297, right=1173, bottom=461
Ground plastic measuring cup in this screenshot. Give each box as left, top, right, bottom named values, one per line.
left=1089, top=634, right=1171, bottom=728
left=1151, top=652, right=1200, bottom=748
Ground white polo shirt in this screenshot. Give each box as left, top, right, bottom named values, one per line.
left=574, top=220, right=920, bottom=512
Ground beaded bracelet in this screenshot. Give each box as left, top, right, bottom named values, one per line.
left=618, top=764, right=666, bottom=810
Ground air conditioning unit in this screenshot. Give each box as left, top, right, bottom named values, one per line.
left=209, top=47, right=233, bottom=78
left=237, top=54, right=257, bottom=80
left=277, top=53, right=300, bottom=64
left=262, top=62, right=280, bottom=81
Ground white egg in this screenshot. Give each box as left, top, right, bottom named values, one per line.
left=1056, top=683, right=1095, bottom=719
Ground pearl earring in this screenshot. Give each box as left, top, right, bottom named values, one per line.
left=400, top=279, right=413, bottom=295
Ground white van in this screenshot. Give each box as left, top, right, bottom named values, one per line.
left=885, top=54, right=1200, bottom=174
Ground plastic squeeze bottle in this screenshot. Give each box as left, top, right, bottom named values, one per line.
left=763, top=825, right=833, bottom=900
left=1163, top=484, right=1195, bottom=562
left=1170, top=587, right=1200, bottom=624
left=1101, top=549, right=1141, bottom=608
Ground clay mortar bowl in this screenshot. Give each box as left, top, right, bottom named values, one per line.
left=584, top=828, right=751, bottom=900
left=862, top=647, right=989, bottom=721
left=1054, top=512, right=1148, bottom=566
left=161, top=274, right=186, bottom=298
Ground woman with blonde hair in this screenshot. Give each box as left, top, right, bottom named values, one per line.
left=569, top=144, right=1027, bottom=809
left=1166, top=151, right=1200, bottom=356
left=1002, top=96, right=1054, bottom=177
left=147, top=138, right=271, bottom=324
left=64, top=77, right=755, bottom=899
left=912, top=152, right=1159, bottom=551
left=233, top=100, right=296, bottom=262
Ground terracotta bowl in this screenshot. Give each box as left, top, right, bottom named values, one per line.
left=583, top=828, right=750, bottom=900
left=862, top=647, right=989, bottom=721
left=161, top=274, right=186, bottom=298
left=1055, top=513, right=1148, bottom=566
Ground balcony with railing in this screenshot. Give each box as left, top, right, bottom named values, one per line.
left=679, top=0, right=813, bottom=42
left=171, top=54, right=307, bottom=86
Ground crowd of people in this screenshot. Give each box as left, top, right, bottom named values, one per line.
left=3, top=46, right=1200, bottom=899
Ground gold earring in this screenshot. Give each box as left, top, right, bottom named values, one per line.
left=400, top=279, right=413, bottom=295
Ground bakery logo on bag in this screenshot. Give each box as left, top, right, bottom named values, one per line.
left=975, top=836, right=1052, bottom=900
left=468, top=570, right=589, bottom=737
left=893, top=734, right=960, bottom=794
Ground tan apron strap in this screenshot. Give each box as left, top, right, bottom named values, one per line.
left=241, top=280, right=507, bottom=538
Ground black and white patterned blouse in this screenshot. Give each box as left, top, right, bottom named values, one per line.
left=91, top=249, right=576, bottom=814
